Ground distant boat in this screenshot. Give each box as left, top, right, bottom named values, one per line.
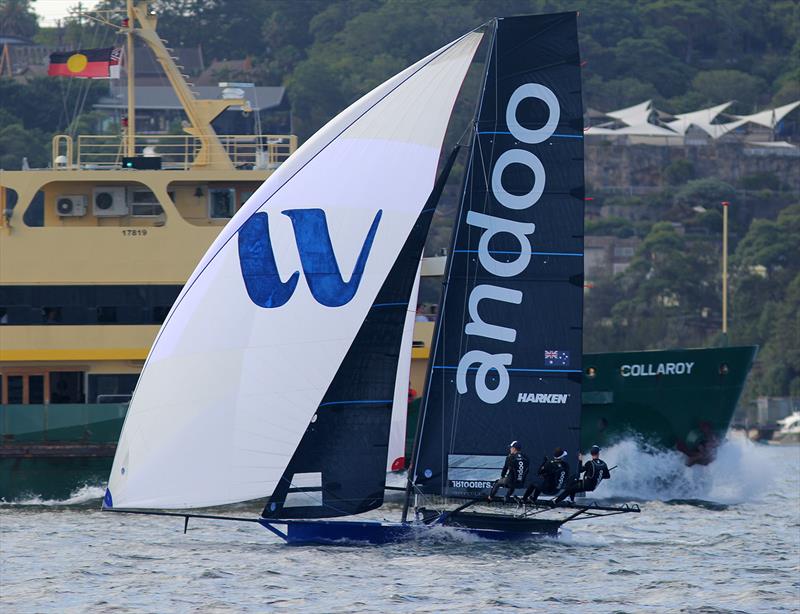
left=103, top=12, right=639, bottom=543
left=771, top=411, right=800, bottom=445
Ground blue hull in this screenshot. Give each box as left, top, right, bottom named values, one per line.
left=259, top=516, right=564, bottom=545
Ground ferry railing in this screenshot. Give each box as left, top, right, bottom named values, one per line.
left=53, top=134, right=297, bottom=170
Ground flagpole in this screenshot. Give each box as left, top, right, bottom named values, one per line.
left=126, top=0, right=135, bottom=158
left=721, top=200, right=729, bottom=345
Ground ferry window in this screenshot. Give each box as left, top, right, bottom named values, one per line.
left=209, top=188, right=235, bottom=218
left=151, top=305, right=170, bottom=323
left=96, top=306, right=118, bottom=323
left=29, top=375, right=44, bottom=404
left=128, top=189, right=165, bottom=217
left=7, top=376, right=23, bottom=404
left=88, top=374, right=139, bottom=404
left=50, top=372, right=83, bottom=404
left=0, top=285, right=183, bottom=325
left=42, top=307, right=62, bottom=323
left=22, top=191, right=45, bottom=227
left=238, top=190, right=254, bottom=210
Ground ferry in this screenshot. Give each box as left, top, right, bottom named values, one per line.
left=0, top=1, right=755, bottom=501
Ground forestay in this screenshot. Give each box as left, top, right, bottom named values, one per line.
left=410, top=13, right=586, bottom=499
left=105, top=32, right=482, bottom=510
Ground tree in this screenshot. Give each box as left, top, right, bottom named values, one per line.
left=0, top=0, right=38, bottom=39
left=691, top=70, right=767, bottom=111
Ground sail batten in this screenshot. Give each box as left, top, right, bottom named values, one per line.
left=106, top=32, right=483, bottom=511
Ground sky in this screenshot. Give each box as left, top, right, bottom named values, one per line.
left=35, top=0, right=102, bottom=27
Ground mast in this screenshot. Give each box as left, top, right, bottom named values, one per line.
left=125, top=0, right=135, bottom=158
left=125, top=0, right=250, bottom=168
left=401, top=20, right=497, bottom=524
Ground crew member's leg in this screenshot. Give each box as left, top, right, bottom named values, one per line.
left=554, top=479, right=584, bottom=504
left=523, top=484, right=541, bottom=503
left=488, top=476, right=511, bottom=501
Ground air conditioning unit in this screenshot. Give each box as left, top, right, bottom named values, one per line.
left=55, top=195, right=87, bottom=217
left=93, top=187, right=128, bottom=217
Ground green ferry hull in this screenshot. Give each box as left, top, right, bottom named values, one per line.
left=0, top=346, right=756, bottom=501
left=581, top=345, right=757, bottom=456
left=0, top=403, right=125, bottom=501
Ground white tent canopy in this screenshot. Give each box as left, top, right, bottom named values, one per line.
left=666, top=101, right=733, bottom=135
left=733, top=101, right=800, bottom=128
left=588, top=99, right=799, bottom=142
left=605, top=100, right=652, bottom=126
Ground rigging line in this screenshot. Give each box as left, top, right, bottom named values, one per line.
left=445, top=33, right=497, bottom=459
left=409, top=22, right=497, bottom=495
left=139, top=29, right=482, bottom=371
left=69, top=12, right=107, bottom=137
left=447, top=27, right=499, bottom=457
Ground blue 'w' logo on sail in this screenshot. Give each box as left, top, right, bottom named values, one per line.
left=237, top=208, right=382, bottom=308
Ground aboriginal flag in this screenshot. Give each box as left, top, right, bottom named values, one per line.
left=48, top=47, right=122, bottom=79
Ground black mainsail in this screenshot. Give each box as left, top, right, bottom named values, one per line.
left=410, top=13, right=585, bottom=500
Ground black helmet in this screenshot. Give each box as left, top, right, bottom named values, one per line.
left=509, top=440, right=521, bottom=450
left=590, top=445, right=601, bottom=455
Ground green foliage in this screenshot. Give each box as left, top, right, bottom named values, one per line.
left=673, top=178, right=736, bottom=214
left=665, top=159, right=695, bottom=185
left=738, top=172, right=781, bottom=191
left=0, top=0, right=38, bottom=39
left=20, top=0, right=797, bottom=140
left=585, top=216, right=635, bottom=238
left=0, top=77, right=104, bottom=169
left=730, top=205, right=800, bottom=397
left=0, top=123, right=48, bottom=168
left=691, top=70, right=767, bottom=112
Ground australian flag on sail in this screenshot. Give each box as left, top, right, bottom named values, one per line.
left=544, top=350, right=570, bottom=367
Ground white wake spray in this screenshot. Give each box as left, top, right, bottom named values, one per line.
left=585, top=434, right=775, bottom=504
left=1, top=483, right=106, bottom=506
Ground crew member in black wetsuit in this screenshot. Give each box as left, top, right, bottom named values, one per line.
left=487, top=441, right=529, bottom=502
left=522, top=447, right=570, bottom=504
left=555, top=445, right=611, bottom=504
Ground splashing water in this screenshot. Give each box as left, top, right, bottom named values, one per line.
left=1, top=483, right=106, bottom=506
left=587, top=435, right=776, bottom=504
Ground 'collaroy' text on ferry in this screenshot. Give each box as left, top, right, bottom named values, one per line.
left=620, top=362, right=695, bottom=377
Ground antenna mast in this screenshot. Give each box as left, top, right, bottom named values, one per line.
left=125, top=0, right=135, bottom=158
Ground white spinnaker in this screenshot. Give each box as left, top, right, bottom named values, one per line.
left=107, top=32, right=482, bottom=509
left=386, top=263, right=421, bottom=473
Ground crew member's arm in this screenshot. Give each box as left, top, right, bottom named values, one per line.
left=538, top=457, right=547, bottom=476
left=501, top=455, right=511, bottom=478
left=602, top=462, right=611, bottom=479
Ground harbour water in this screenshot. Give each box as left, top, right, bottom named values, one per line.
left=1, top=438, right=798, bottom=612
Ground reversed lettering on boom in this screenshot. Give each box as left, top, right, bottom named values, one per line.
left=456, top=83, right=561, bottom=404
